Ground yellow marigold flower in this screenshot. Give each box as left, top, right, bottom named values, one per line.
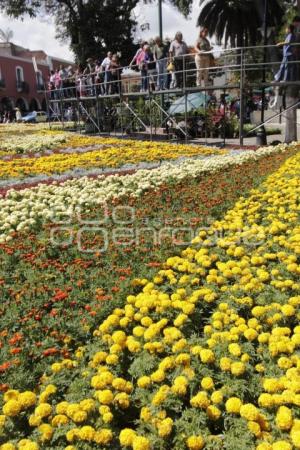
left=241, top=353, right=250, bottom=363
left=190, top=391, right=210, bottom=409
left=97, top=389, right=114, bottom=405
left=3, top=390, right=19, bottom=402
left=206, top=405, right=221, bottom=420
left=45, top=384, right=57, bottom=395
left=225, top=397, right=242, bottom=414
left=199, top=349, right=215, bottom=363
left=38, top=424, right=53, bottom=441
left=0, top=444, right=16, bottom=450
left=151, top=370, right=165, bottom=383
left=272, top=441, right=292, bottom=450
left=127, top=339, right=141, bottom=353
left=28, top=415, right=41, bottom=427
left=228, top=343, right=242, bottom=356
left=78, top=425, right=95, bottom=441
left=119, top=428, right=136, bottom=446
left=281, top=305, right=295, bottom=317
left=54, top=401, right=68, bottom=416
left=157, top=417, right=173, bottom=437
left=255, top=364, right=265, bottom=373
left=51, top=363, right=62, bottom=373
left=18, top=392, right=36, bottom=409
left=276, top=406, right=293, bottom=431
left=17, top=439, right=39, bottom=450
left=140, top=407, right=152, bottom=422
left=38, top=392, right=49, bottom=404
left=263, top=379, right=283, bottom=393
left=231, top=362, right=246, bottom=376
left=93, top=429, right=113, bottom=445
left=79, top=399, right=95, bottom=412
left=102, top=412, right=113, bottom=423
left=3, top=400, right=21, bottom=417
left=99, top=405, right=110, bottom=415
left=106, top=354, right=119, bottom=365
left=92, top=351, right=107, bottom=365
left=112, top=378, right=127, bottom=391
left=240, top=403, right=259, bottom=421
left=248, top=420, right=261, bottom=437
left=171, top=380, right=187, bottom=396
left=51, top=414, right=69, bottom=427
left=132, top=436, right=151, bottom=450
left=244, top=329, right=258, bottom=341
left=34, top=403, right=52, bottom=418
left=186, top=435, right=205, bottom=449
left=291, top=429, right=300, bottom=448
left=72, top=411, right=88, bottom=423
left=258, top=393, right=274, bottom=409
left=114, top=392, right=130, bottom=409
left=66, top=429, right=79, bottom=442
left=91, top=371, right=114, bottom=389
left=137, top=376, right=151, bottom=389
left=201, top=377, right=214, bottom=390
left=256, top=443, right=272, bottom=450
left=65, top=447, right=76, bottom=450
left=211, top=390, right=223, bottom=404
left=173, top=313, right=188, bottom=327
left=175, top=353, right=190, bottom=366
left=112, top=330, right=127, bottom=345
left=220, top=357, right=232, bottom=371
left=0, top=415, right=6, bottom=427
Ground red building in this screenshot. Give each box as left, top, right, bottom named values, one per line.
left=0, top=42, right=73, bottom=113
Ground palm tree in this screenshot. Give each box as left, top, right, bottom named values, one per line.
left=197, top=0, right=284, bottom=48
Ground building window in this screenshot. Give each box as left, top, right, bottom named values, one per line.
left=36, top=70, right=44, bottom=90
left=16, top=66, right=24, bottom=82
left=0, top=66, right=4, bottom=88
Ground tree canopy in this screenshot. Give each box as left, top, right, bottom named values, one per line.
left=0, top=0, right=195, bottom=64
left=197, top=0, right=285, bottom=48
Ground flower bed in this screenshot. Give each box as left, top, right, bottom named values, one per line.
left=0, top=124, right=225, bottom=161
left=0, top=141, right=226, bottom=180
left=0, top=146, right=290, bottom=392
left=0, top=143, right=297, bottom=243
left=0, top=146, right=299, bottom=449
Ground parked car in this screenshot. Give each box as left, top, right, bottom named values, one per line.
left=22, top=111, right=47, bottom=123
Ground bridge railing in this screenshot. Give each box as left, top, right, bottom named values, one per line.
left=45, top=42, right=300, bottom=100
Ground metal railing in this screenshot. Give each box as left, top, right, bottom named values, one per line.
left=45, top=42, right=300, bottom=145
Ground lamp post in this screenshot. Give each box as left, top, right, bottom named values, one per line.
left=158, top=0, right=163, bottom=39
left=258, top=0, right=268, bottom=145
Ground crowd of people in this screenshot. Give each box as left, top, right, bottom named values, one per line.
left=46, top=18, right=300, bottom=100
left=47, top=29, right=217, bottom=98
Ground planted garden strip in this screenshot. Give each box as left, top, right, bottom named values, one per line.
left=0, top=143, right=297, bottom=243
left=0, top=147, right=291, bottom=394
left=0, top=150, right=299, bottom=449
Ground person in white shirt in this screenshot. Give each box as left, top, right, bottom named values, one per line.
left=101, top=51, right=112, bottom=94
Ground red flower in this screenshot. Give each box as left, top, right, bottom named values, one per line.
left=43, top=348, right=59, bottom=357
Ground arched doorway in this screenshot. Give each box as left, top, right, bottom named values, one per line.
left=29, top=98, right=41, bottom=111
left=16, top=97, right=29, bottom=112
left=0, top=97, right=14, bottom=112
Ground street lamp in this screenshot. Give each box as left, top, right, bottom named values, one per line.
left=158, top=0, right=163, bottom=39
left=258, top=0, right=268, bottom=145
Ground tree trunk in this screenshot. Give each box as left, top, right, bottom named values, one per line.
left=284, top=86, right=299, bottom=143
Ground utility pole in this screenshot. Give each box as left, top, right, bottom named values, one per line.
left=259, top=0, right=268, bottom=144
left=158, top=0, right=163, bottom=39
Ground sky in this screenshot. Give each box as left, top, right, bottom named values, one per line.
left=0, top=0, right=203, bottom=62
